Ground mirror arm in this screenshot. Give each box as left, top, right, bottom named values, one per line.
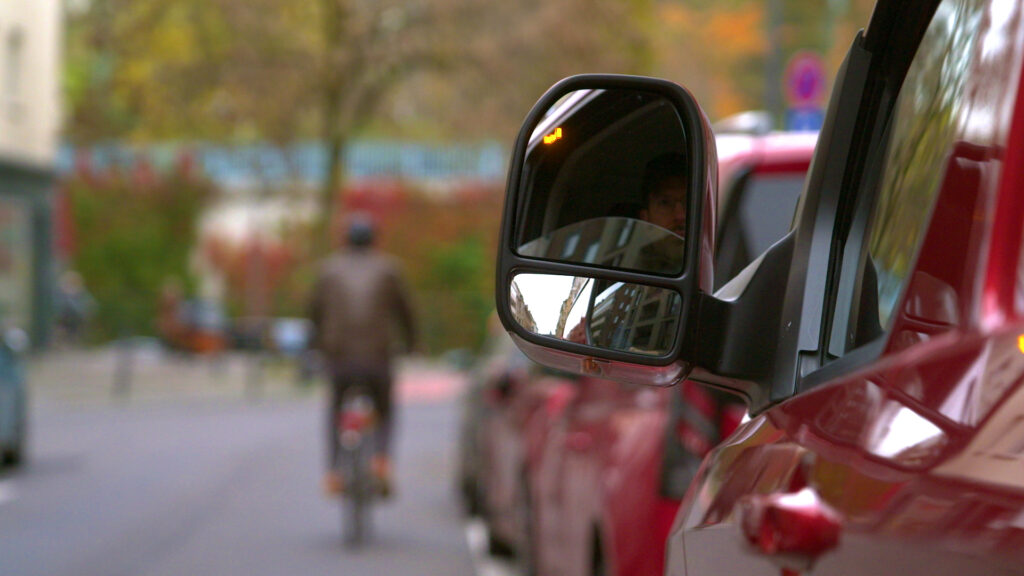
left=688, top=233, right=797, bottom=413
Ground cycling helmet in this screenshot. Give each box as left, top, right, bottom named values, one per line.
left=347, top=213, right=376, bottom=248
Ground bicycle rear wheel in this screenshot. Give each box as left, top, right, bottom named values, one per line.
left=342, top=433, right=374, bottom=547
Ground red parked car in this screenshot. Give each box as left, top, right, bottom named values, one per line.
left=525, top=133, right=816, bottom=576
left=457, top=323, right=577, bottom=556
left=494, top=1, right=1024, bottom=575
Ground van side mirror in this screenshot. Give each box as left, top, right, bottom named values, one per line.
left=496, top=74, right=717, bottom=387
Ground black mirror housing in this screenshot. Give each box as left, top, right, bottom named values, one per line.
left=496, top=74, right=717, bottom=387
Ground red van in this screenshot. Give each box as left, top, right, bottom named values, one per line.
left=494, top=1, right=1024, bottom=574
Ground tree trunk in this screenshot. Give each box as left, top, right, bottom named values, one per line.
left=320, top=95, right=345, bottom=254
left=318, top=0, right=347, bottom=255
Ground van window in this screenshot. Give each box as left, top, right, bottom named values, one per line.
left=737, top=173, right=805, bottom=261
left=715, top=171, right=805, bottom=288
left=828, top=0, right=986, bottom=357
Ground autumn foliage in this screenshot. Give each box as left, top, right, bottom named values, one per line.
left=63, top=157, right=216, bottom=340
left=200, top=179, right=503, bottom=354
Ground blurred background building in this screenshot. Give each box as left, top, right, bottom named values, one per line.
left=0, top=0, right=61, bottom=349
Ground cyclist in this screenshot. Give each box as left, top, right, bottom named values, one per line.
left=309, top=213, right=417, bottom=497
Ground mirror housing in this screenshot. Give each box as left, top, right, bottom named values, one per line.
left=496, top=74, right=717, bottom=387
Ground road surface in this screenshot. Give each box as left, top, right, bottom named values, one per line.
left=0, top=351, right=508, bottom=576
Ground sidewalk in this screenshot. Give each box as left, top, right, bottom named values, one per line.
left=28, top=346, right=467, bottom=407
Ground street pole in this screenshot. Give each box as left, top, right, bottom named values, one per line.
left=825, top=0, right=850, bottom=57
left=764, top=0, right=784, bottom=126
left=113, top=334, right=133, bottom=400
left=244, top=174, right=270, bottom=401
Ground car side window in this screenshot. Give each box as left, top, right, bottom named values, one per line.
left=827, top=0, right=986, bottom=358
left=714, top=171, right=805, bottom=288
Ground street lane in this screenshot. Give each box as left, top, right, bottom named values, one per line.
left=0, top=359, right=478, bottom=576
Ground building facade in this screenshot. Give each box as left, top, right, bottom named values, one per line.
left=0, top=0, right=61, bottom=347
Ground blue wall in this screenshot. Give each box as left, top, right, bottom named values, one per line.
left=57, top=141, right=508, bottom=189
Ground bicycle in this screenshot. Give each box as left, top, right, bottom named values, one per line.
left=334, top=386, right=378, bottom=547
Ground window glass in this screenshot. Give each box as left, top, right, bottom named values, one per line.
left=868, top=0, right=982, bottom=330
left=714, top=171, right=806, bottom=287
left=737, top=173, right=805, bottom=258
left=514, top=89, right=690, bottom=277
left=829, top=0, right=986, bottom=355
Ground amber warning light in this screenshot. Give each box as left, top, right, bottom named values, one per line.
left=543, top=127, right=563, bottom=145
left=1018, top=334, right=1024, bottom=355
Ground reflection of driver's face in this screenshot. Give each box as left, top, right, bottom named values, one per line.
left=640, top=176, right=687, bottom=238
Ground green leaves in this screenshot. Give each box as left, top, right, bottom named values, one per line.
left=65, top=168, right=216, bottom=338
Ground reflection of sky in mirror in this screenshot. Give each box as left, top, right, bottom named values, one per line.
left=512, top=274, right=573, bottom=335
left=512, top=274, right=592, bottom=337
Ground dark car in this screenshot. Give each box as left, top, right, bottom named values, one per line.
left=494, top=1, right=1024, bottom=574
left=163, top=299, right=228, bottom=355
left=0, top=327, right=28, bottom=467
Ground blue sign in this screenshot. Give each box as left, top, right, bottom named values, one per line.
left=785, top=108, right=825, bottom=132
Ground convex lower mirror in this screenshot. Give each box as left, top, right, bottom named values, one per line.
left=514, top=89, right=691, bottom=276
left=510, top=273, right=681, bottom=357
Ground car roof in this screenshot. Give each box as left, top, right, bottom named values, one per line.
left=715, top=131, right=818, bottom=199
left=716, top=131, right=818, bottom=164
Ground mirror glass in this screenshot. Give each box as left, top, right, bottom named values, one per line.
left=509, top=273, right=681, bottom=356
left=517, top=216, right=684, bottom=275
left=514, top=89, right=690, bottom=276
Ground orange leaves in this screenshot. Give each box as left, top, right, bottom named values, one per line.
left=652, top=2, right=768, bottom=119
left=706, top=7, right=765, bottom=59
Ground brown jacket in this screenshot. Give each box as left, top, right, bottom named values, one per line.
left=309, top=249, right=416, bottom=370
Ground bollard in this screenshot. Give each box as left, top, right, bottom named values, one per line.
left=245, top=351, right=264, bottom=400
left=112, top=337, right=134, bottom=400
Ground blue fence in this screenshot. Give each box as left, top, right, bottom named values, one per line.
left=57, top=141, right=508, bottom=189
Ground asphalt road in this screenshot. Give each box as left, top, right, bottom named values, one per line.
left=0, top=356, right=486, bottom=576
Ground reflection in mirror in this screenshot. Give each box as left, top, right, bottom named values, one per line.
left=509, top=273, right=681, bottom=356
left=517, top=217, right=684, bottom=275
left=515, top=88, right=689, bottom=275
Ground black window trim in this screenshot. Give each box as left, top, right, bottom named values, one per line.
left=791, top=0, right=942, bottom=395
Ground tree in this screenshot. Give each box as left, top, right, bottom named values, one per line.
left=311, top=0, right=655, bottom=249
left=64, top=0, right=656, bottom=246
left=64, top=161, right=216, bottom=339
left=649, top=0, right=878, bottom=121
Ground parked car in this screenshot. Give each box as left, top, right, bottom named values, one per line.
left=0, top=327, right=28, bottom=467
left=268, top=317, right=312, bottom=356
left=457, top=327, right=516, bottom=516
left=457, top=321, right=576, bottom=556
left=495, top=2, right=1024, bottom=575
left=524, top=132, right=815, bottom=576
left=162, top=299, right=228, bottom=355
left=228, top=316, right=271, bottom=351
